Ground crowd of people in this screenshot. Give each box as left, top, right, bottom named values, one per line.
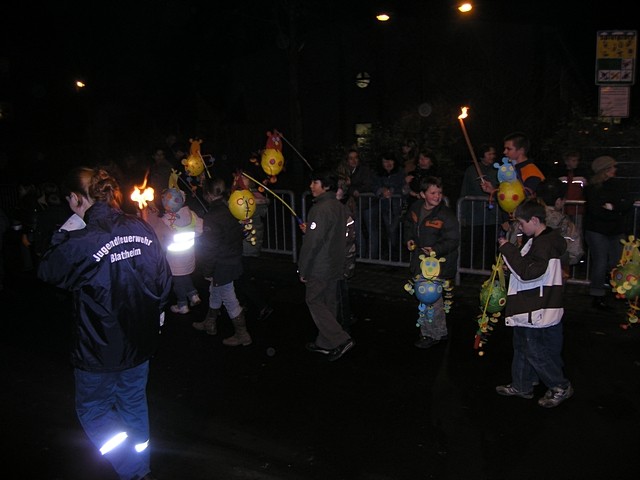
left=0, top=140, right=275, bottom=480
left=0, top=130, right=637, bottom=479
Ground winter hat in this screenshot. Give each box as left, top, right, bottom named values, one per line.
left=591, top=155, right=617, bottom=174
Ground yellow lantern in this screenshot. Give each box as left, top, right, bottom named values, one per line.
left=497, top=180, right=525, bottom=214
left=182, top=138, right=206, bottom=177
left=261, top=148, right=284, bottom=177
left=228, top=189, right=256, bottom=220
left=491, top=157, right=526, bottom=214
left=182, top=154, right=205, bottom=177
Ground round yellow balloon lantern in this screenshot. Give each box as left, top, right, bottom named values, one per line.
left=497, top=180, right=525, bottom=214
left=229, top=189, right=256, bottom=220
left=261, top=149, right=284, bottom=177
left=182, top=154, right=205, bottom=177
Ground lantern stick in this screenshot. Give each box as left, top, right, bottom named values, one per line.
left=457, top=107, right=485, bottom=184
left=279, top=133, right=314, bottom=171
left=241, top=171, right=303, bottom=225
left=176, top=174, right=208, bottom=213
left=201, top=154, right=213, bottom=178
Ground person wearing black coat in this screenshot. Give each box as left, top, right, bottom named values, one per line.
left=403, top=176, right=459, bottom=350
left=192, top=177, right=251, bottom=346
left=584, top=156, right=634, bottom=310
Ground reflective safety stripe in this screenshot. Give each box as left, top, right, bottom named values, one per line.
left=100, top=431, right=128, bottom=455
left=345, top=217, right=355, bottom=238
left=167, top=231, right=195, bottom=252
left=134, top=439, right=150, bottom=452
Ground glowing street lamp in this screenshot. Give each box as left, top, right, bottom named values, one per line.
left=74, top=80, right=87, bottom=93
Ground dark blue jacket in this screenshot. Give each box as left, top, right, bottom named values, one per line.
left=38, top=202, right=172, bottom=373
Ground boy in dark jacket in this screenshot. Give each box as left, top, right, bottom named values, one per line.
left=403, top=176, right=459, bottom=349
left=496, top=198, right=573, bottom=408
left=299, top=169, right=354, bottom=361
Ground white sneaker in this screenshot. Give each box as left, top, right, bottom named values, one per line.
left=189, top=294, right=201, bottom=307
left=170, top=304, right=190, bottom=314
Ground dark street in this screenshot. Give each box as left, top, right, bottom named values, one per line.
left=2, top=253, right=640, bottom=480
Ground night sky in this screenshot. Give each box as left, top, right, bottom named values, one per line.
left=1, top=0, right=638, bottom=181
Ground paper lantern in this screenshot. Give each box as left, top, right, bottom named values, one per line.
left=228, top=189, right=256, bottom=220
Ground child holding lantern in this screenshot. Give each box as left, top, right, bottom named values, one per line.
left=160, top=187, right=204, bottom=314
left=496, top=198, right=573, bottom=408
left=403, top=176, right=459, bottom=349
left=192, top=177, right=251, bottom=346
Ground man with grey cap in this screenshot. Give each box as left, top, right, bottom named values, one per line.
left=583, top=155, right=634, bottom=310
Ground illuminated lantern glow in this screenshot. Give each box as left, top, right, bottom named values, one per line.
left=229, top=189, right=256, bottom=220
left=182, top=138, right=206, bottom=177
left=488, top=157, right=526, bottom=214
left=496, top=182, right=525, bottom=214
left=261, top=149, right=284, bottom=177
left=183, top=154, right=205, bottom=177
left=260, top=130, right=285, bottom=180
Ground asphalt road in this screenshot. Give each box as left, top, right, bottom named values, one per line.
left=2, top=253, right=640, bottom=480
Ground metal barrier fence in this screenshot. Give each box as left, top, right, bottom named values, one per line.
left=6, top=180, right=634, bottom=286
left=455, top=195, right=504, bottom=284
left=456, top=196, right=640, bottom=286
left=455, top=196, right=594, bottom=286
left=290, top=192, right=640, bottom=285
left=300, top=192, right=411, bottom=267
left=261, top=190, right=299, bottom=261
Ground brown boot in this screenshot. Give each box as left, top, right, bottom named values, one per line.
left=192, top=308, right=219, bottom=335
left=222, top=311, right=252, bottom=346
